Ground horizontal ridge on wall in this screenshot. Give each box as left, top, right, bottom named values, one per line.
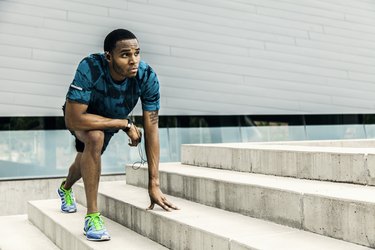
left=0, top=114, right=374, bottom=130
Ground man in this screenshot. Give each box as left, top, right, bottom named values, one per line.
left=57, top=29, right=178, bottom=241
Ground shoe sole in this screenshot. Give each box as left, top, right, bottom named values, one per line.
left=86, top=237, right=111, bottom=241
left=60, top=209, right=77, bottom=213
left=83, top=232, right=111, bottom=241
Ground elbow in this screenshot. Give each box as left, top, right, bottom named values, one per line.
left=64, top=116, right=73, bottom=130
left=64, top=101, right=88, bottom=131
left=65, top=115, right=78, bottom=131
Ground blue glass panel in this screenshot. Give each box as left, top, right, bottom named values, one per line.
left=305, top=125, right=366, bottom=140
left=365, top=124, right=375, bottom=138
left=0, top=124, right=371, bottom=180
left=241, top=126, right=306, bottom=142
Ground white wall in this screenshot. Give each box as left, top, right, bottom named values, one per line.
left=0, top=0, right=375, bottom=116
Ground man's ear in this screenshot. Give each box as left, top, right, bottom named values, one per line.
left=105, top=52, right=111, bottom=62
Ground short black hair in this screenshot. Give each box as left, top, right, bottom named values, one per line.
left=104, top=29, right=137, bottom=53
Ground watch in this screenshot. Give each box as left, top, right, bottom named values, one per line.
left=123, top=118, right=133, bottom=132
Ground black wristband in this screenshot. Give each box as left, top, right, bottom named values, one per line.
left=123, top=118, right=133, bottom=132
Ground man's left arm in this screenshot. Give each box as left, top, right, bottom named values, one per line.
left=143, top=110, right=178, bottom=211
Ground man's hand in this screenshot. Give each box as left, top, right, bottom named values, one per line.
left=126, top=124, right=142, bottom=147
left=142, top=110, right=179, bottom=212
left=147, top=186, right=179, bottom=212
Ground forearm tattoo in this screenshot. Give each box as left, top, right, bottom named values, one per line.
left=149, top=111, right=159, bottom=125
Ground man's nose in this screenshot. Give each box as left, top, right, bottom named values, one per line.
left=130, top=55, right=138, bottom=64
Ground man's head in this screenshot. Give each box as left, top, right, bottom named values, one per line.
left=104, top=29, right=140, bottom=81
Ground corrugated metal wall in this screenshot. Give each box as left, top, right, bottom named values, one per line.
left=1, top=0, right=375, bottom=116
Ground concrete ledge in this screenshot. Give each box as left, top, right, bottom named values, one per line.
left=181, top=143, right=375, bottom=185
left=126, top=163, right=375, bottom=248
left=27, top=199, right=167, bottom=250
left=75, top=181, right=371, bottom=250
left=0, top=174, right=125, bottom=216
left=0, top=214, right=59, bottom=250
left=183, top=139, right=375, bottom=148
left=261, top=139, right=375, bottom=148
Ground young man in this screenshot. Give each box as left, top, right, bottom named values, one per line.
left=57, top=29, right=178, bottom=241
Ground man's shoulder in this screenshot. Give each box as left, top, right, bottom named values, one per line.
left=78, top=53, right=105, bottom=70
left=77, top=53, right=106, bottom=82
left=137, top=60, right=149, bottom=73
left=137, top=61, right=156, bottom=80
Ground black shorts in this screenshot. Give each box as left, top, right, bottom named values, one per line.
left=73, top=131, right=115, bottom=154
left=63, top=103, right=116, bottom=154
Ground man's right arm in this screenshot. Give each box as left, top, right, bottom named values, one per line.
left=64, top=100, right=129, bottom=131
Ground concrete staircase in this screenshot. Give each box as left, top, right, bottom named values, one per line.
left=28, top=199, right=167, bottom=250
left=0, top=214, right=60, bottom=250
left=27, top=140, right=375, bottom=249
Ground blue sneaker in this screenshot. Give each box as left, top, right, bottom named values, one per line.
left=57, top=180, right=77, bottom=213
left=84, top=212, right=111, bottom=241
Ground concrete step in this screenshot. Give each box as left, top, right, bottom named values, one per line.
left=0, top=214, right=59, bottom=250
left=73, top=181, right=372, bottom=250
left=267, top=139, right=375, bottom=147
left=181, top=142, right=375, bottom=185
left=126, top=163, right=375, bottom=248
left=27, top=199, right=168, bottom=250
left=235, top=139, right=375, bottom=148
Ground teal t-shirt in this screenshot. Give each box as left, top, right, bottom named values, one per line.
left=66, top=53, right=160, bottom=119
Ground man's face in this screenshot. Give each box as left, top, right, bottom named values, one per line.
left=108, top=38, right=140, bottom=81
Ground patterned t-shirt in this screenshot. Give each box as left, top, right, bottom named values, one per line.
left=65, top=53, right=160, bottom=119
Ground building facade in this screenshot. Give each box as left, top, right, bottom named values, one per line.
left=1, top=0, right=375, bottom=116
left=1, top=0, right=375, bottom=179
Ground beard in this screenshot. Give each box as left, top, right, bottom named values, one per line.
left=112, top=58, right=127, bottom=78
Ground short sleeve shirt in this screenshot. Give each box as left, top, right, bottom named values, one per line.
left=66, top=53, right=160, bottom=119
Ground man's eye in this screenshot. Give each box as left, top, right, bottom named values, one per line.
left=135, top=51, right=140, bottom=56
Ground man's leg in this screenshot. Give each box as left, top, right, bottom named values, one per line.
left=74, top=130, right=110, bottom=241
left=58, top=153, right=81, bottom=213
left=74, top=130, right=104, bottom=215
left=64, top=153, right=83, bottom=189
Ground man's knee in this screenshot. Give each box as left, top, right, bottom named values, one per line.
left=77, top=130, right=105, bottom=151
left=86, top=130, right=104, bottom=145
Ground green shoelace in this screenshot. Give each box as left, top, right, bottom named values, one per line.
left=61, top=186, right=74, bottom=206
left=60, top=180, right=74, bottom=206
left=86, top=213, right=104, bottom=230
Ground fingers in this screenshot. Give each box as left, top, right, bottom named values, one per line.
left=146, top=201, right=171, bottom=212
left=128, top=139, right=139, bottom=147
left=164, top=199, right=179, bottom=210
left=146, top=198, right=179, bottom=212
left=127, top=126, right=142, bottom=147
left=146, top=203, right=155, bottom=210
left=160, top=203, right=172, bottom=212
left=137, top=129, right=142, bottom=143
left=147, top=187, right=179, bottom=212
left=128, top=138, right=141, bottom=146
